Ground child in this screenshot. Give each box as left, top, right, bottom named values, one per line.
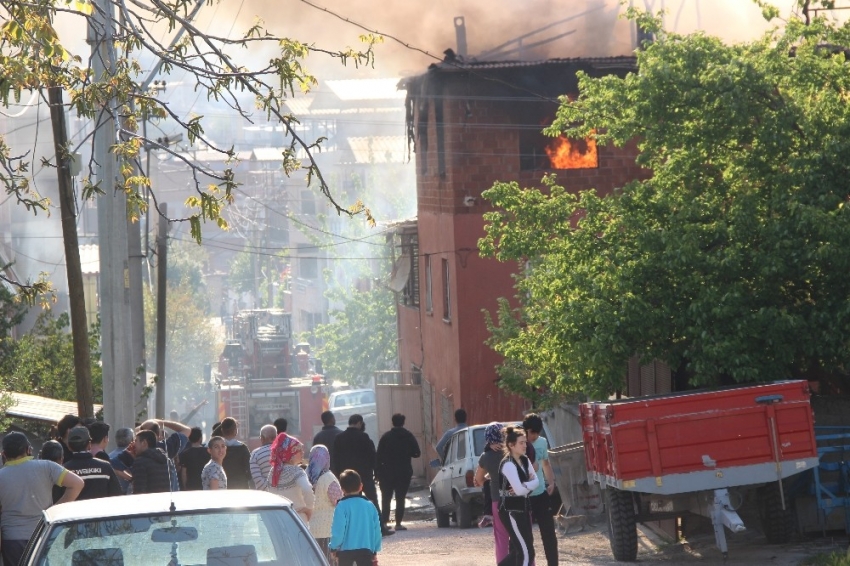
left=329, top=469, right=382, bottom=566
left=201, top=436, right=227, bottom=490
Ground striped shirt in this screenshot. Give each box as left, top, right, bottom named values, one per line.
left=249, top=443, right=273, bottom=490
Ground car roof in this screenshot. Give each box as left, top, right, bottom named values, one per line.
left=43, top=489, right=292, bottom=524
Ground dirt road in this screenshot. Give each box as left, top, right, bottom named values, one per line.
left=379, top=516, right=847, bottom=565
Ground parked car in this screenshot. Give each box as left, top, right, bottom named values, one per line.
left=429, top=422, right=523, bottom=529
left=327, top=388, right=378, bottom=440
left=21, top=490, right=328, bottom=566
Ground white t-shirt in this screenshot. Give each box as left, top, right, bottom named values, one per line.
left=201, top=460, right=228, bottom=490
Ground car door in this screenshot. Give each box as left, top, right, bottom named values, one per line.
left=432, top=434, right=457, bottom=509
left=449, top=430, right=469, bottom=497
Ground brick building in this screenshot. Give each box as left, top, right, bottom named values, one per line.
left=395, top=57, right=648, bottom=458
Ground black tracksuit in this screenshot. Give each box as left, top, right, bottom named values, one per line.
left=376, top=426, right=421, bottom=526
left=334, top=427, right=380, bottom=519
left=64, top=452, right=122, bottom=500
left=132, top=448, right=172, bottom=494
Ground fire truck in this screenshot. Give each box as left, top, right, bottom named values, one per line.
left=216, top=309, right=325, bottom=448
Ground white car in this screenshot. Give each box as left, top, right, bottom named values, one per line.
left=21, top=490, right=328, bottom=565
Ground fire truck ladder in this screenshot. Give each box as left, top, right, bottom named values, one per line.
left=228, top=391, right=248, bottom=441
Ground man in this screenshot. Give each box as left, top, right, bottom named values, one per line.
left=177, top=427, right=210, bottom=491
left=87, top=421, right=111, bottom=461
left=0, top=432, right=84, bottom=565
left=138, top=417, right=191, bottom=459
left=523, top=413, right=558, bottom=566
left=273, top=417, right=287, bottom=435
left=63, top=426, right=122, bottom=500
left=132, top=429, right=172, bottom=494
left=312, top=410, right=342, bottom=471
left=435, top=408, right=467, bottom=464
left=109, top=427, right=135, bottom=494
left=333, top=414, right=393, bottom=536
left=249, top=424, right=278, bottom=491
left=376, top=413, right=421, bottom=531
left=56, top=413, right=81, bottom=462
left=220, top=417, right=252, bottom=489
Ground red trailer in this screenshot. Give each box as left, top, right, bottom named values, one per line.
left=581, top=380, right=819, bottom=561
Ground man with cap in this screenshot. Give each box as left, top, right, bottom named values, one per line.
left=63, top=426, right=122, bottom=500
left=0, top=432, right=84, bottom=565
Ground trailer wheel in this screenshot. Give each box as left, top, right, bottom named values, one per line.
left=606, top=488, right=638, bottom=562
left=455, top=493, right=473, bottom=529
left=759, top=483, right=794, bottom=544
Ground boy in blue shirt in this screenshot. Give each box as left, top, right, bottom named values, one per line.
left=330, top=469, right=382, bottom=566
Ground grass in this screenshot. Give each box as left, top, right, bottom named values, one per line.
left=803, top=550, right=850, bottom=566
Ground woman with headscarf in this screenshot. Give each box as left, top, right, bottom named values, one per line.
left=474, top=422, right=510, bottom=563
left=307, top=444, right=343, bottom=561
left=268, top=433, right=314, bottom=524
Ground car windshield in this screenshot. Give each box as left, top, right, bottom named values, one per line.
left=33, top=508, right=323, bottom=566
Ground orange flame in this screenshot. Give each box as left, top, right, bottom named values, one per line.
left=545, top=135, right=598, bottom=169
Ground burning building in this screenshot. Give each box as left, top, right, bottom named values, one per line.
left=394, top=56, right=648, bottom=459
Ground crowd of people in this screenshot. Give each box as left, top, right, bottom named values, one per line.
left=0, top=406, right=555, bottom=566
left=0, top=408, right=422, bottom=566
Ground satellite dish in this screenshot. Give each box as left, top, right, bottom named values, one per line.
left=388, top=254, right=411, bottom=292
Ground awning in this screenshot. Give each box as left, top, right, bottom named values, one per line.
left=5, top=392, right=103, bottom=424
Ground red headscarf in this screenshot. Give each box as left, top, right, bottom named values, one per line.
left=269, top=433, right=303, bottom=488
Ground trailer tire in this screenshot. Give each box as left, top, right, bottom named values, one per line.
left=606, top=488, right=638, bottom=562
left=455, top=493, right=473, bottom=529
left=759, top=483, right=794, bottom=544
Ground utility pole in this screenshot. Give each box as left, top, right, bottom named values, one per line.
left=155, top=203, right=168, bottom=418
left=90, top=0, right=134, bottom=431
left=48, top=85, right=94, bottom=419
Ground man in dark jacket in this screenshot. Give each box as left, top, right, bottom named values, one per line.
left=63, top=427, right=122, bottom=500
left=312, top=410, right=343, bottom=471
left=376, top=413, right=421, bottom=531
left=132, top=430, right=172, bottom=494
left=220, top=417, right=252, bottom=489
left=333, top=414, right=394, bottom=536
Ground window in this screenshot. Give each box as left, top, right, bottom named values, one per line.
left=300, top=190, right=316, bottom=215
left=442, top=258, right=450, bottom=321
left=425, top=255, right=433, bottom=313
left=299, top=256, right=318, bottom=279
left=400, top=232, right=419, bottom=308
left=455, top=431, right=467, bottom=460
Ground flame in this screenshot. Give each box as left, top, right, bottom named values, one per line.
left=545, top=135, right=598, bottom=169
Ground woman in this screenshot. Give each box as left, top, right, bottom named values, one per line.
left=474, top=422, right=509, bottom=562
left=268, top=433, right=314, bottom=524
left=201, top=436, right=227, bottom=490
left=307, top=445, right=343, bottom=561
left=496, top=426, right=538, bottom=566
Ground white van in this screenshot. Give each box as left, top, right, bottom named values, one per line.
left=326, top=388, right=378, bottom=442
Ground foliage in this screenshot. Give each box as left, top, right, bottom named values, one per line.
left=313, top=269, right=398, bottom=387
left=144, top=280, right=222, bottom=404
left=0, top=0, right=380, bottom=275
left=0, top=310, right=103, bottom=402
left=480, top=6, right=850, bottom=399
left=803, top=550, right=850, bottom=566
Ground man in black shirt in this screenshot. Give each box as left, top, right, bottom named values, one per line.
left=376, top=413, right=421, bottom=531
left=312, top=411, right=343, bottom=471
left=220, top=417, right=252, bottom=489
left=334, top=414, right=393, bottom=536
left=63, top=427, right=122, bottom=500
left=177, top=427, right=210, bottom=491
left=87, top=421, right=112, bottom=461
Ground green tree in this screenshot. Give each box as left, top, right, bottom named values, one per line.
left=314, top=270, right=398, bottom=387
left=480, top=5, right=850, bottom=400
left=0, top=310, right=103, bottom=401
left=144, top=281, right=222, bottom=404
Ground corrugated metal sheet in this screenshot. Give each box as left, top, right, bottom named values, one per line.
left=7, top=392, right=103, bottom=424
left=325, top=79, right=407, bottom=101
left=346, top=136, right=406, bottom=164
left=432, top=56, right=637, bottom=71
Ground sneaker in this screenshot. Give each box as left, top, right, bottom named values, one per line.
left=478, top=515, right=493, bottom=528
left=381, top=527, right=395, bottom=537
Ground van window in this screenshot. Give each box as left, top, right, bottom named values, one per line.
left=362, top=391, right=375, bottom=404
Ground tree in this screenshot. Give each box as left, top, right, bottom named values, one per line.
left=0, top=310, right=103, bottom=402
left=314, top=271, right=398, bottom=387
left=479, top=5, right=850, bottom=400
left=144, top=280, right=221, bottom=406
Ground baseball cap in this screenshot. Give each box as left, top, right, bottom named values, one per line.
left=68, top=426, right=91, bottom=446
left=2, top=432, right=31, bottom=456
